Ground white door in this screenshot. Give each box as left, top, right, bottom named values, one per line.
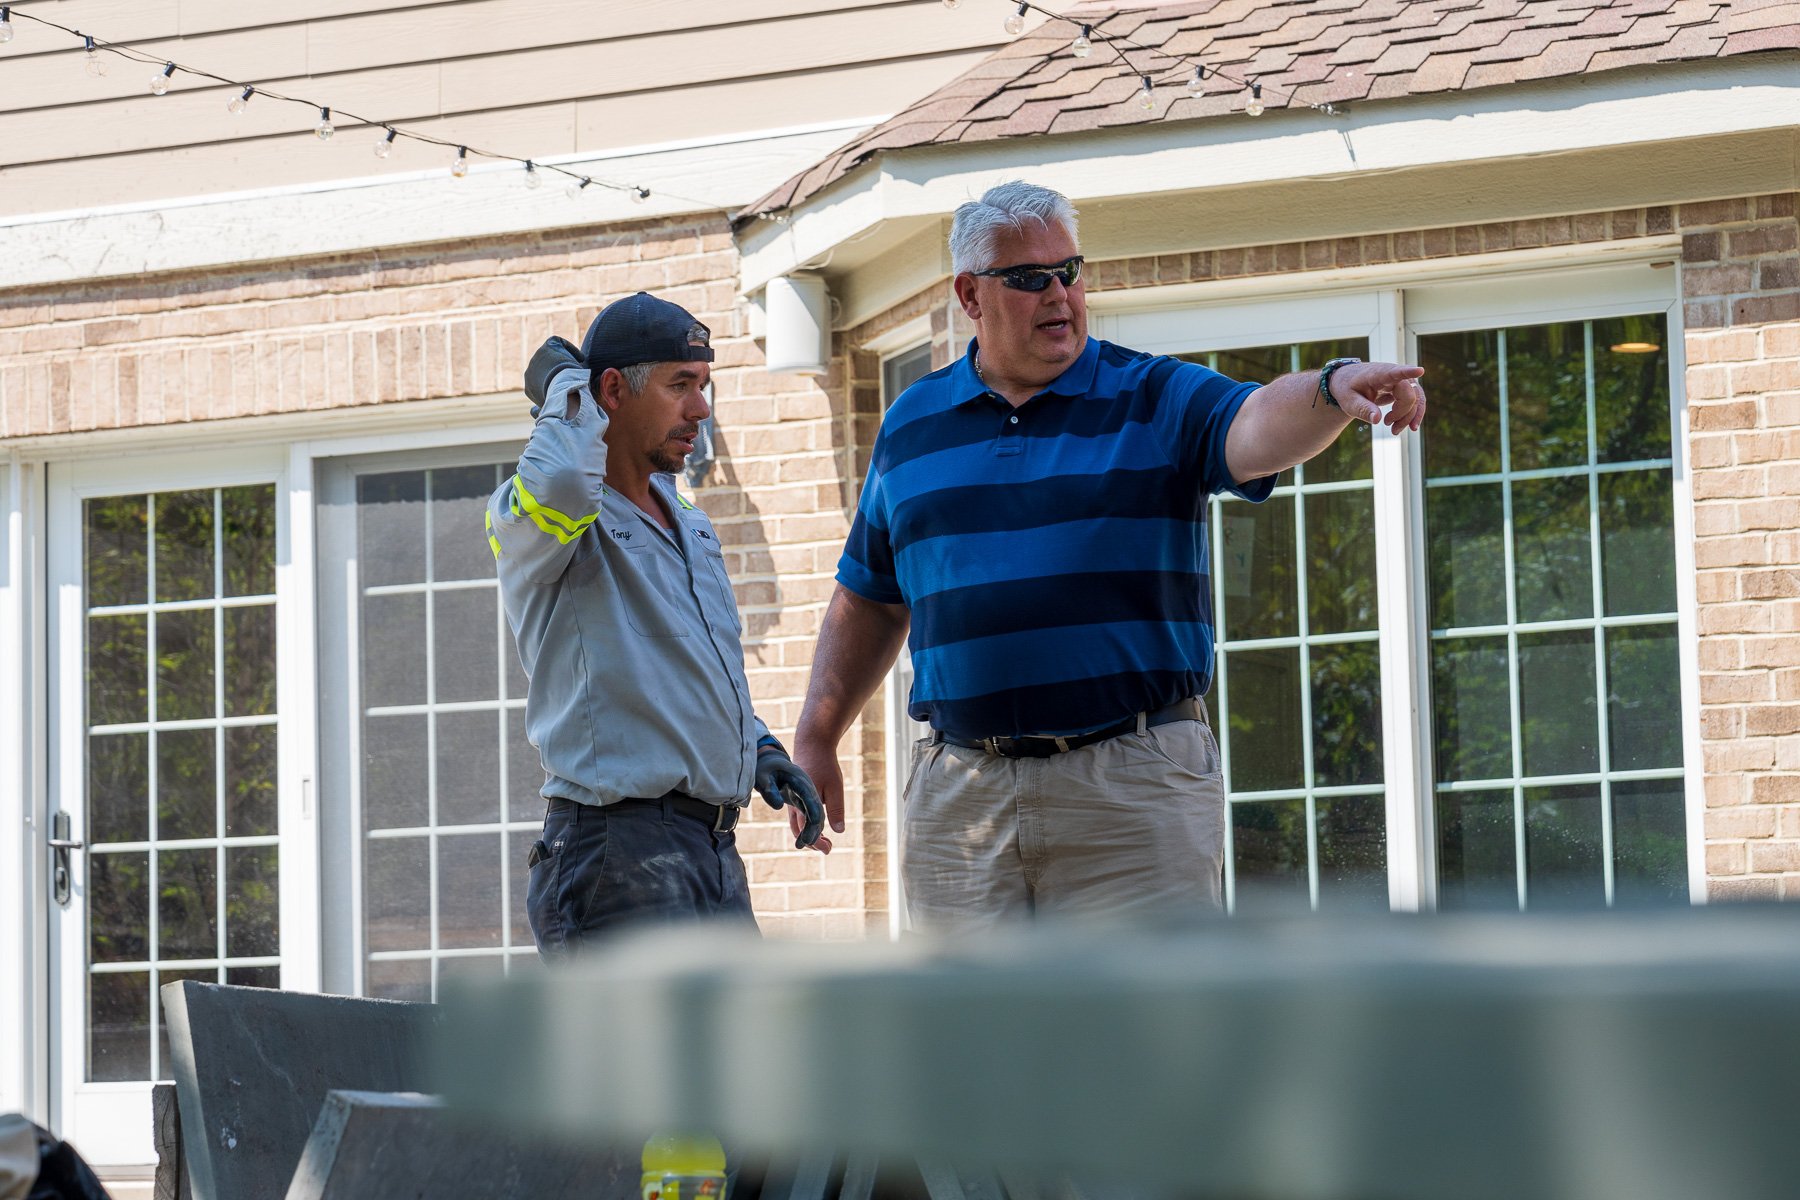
left=47, top=451, right=292, bottom=1165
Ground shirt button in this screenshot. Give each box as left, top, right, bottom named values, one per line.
left=1009, top=415, right=1019, bottom=424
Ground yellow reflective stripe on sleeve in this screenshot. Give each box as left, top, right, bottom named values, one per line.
left=675, top=492, right=697, bottom=511
left=509, top=474, right=599, bottom=545
left=485, top=510, right=502, bottom=559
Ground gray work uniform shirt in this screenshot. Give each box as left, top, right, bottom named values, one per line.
left=486, top=377, right=768, bottom=809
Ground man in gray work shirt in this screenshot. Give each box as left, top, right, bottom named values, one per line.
left=488, top=291, right=823, bottom=957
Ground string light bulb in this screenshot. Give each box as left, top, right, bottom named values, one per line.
left=150, top=62, right=176, bottom=95
left=451, top=146, right=469, bottom=178
left=1245, top=81, right=1264, bottom=116
left=1138, top=75, right=1155, bottom=111
left=1, top=8, right=17, bottom=44
left=1003, top=2, right=1026, bottom=35
left=566, top=176, right=593, bottom=200
left=1071, top=24, right=1092, bottom=57
left=83, top=35, right=106, bottom=76
left=227, top=85, right=254, bottom=114
left=374, top=126, right=398, bottom=158
left=315, top=106, right=334, bottom=140
left=1186, top=65, right=1207, bottom=96
left=523, top=161, right=544, bottom=189
left=633, top=186, right=651, bottom=204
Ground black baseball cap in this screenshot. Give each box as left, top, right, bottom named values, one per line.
left=581, top=291, right=714, bottom=372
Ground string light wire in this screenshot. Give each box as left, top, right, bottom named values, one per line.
left=0, top=4, right=673, bottom=201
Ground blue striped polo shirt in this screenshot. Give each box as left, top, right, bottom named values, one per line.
left=838, top=336, right=1275, bottom=739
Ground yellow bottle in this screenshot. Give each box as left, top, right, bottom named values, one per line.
left=640, top=1131, right=727, bottom=1200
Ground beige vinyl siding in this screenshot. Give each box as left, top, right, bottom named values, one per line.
left=0, top=0, right=1005, bottom=215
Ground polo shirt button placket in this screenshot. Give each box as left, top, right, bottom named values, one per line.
left=995, top=408, right=1023, bottom=457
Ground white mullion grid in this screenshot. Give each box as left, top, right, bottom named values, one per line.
left=1438, top=767, right=1683, bottom=792
left=1583, top=323, right=1618, bottom=906
left=212, top=490, right=228, bottom=978
left=362, top=697, right=508, bottom=718
left=367, top=947, right=526, bottom=962
left=90, top=714, right=278, bottom=736
left=493, top=466, right=514, bottom=971
left=90, top=835, right=279, bottom=854
left=91, top=956, right=279, bottom=974
left=1233, top=785, right=1389, bottom=802
left=422, top=470, right=441, bottom=999
left=1211, top=501, right=1235, bottom=913
left=142, top=495, right=163, bottom=1079
left=1286, top=347, right=1322, bottom=911
left=364, top=578, right=493, bottom=598
left=1497, top=331, right=1528, bottom=912
left=1422, top=457, right=1673, bottom=489
left=366, top=821, right=534, bottom=841
left=86, top=593, right=275, bottom=618
left=1213, top=630, right=1380, bottom=651
left=1431, top=612, right=1677, bottom=639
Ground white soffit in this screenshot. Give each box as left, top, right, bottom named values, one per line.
left=0, top=120, right=880, bottom=290
left=738, top=55, right=1800, bottom=297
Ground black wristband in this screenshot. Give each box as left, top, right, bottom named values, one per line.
left=1318, top=357, right=1361, bottom=411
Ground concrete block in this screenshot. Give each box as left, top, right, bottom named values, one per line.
left=161, top=982, right=438, bottom=1200
left=285, top=1091, right=636, bottom=1200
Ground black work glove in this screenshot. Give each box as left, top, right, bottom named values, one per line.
left=754, top=744, right=825, bottom=849
left=524, top=336, right=587, bottom=420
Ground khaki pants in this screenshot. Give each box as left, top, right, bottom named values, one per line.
left=900, top=715, right=1226, bottom=932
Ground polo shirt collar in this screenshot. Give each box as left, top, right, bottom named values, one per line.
left=953, top=336, right=1100, bottom=407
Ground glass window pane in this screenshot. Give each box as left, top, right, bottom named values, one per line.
left=883, top=343, right=933, bottom=403
left=1311, top=642, right=1383, bottom=788
left=1420, top=330, right=1500, bottom=478
left=1231, top=799, right=1309, bottom=914
left=1607, top=624, right=1682, bottom=771
left=1316, top=794, right=1387, bottom=910
left=1224, top=647, right=1303, bottom=792
left=364, top=713, right=429, bottom=830
left=90, top=851, right=149, bottom=963
left=1504, top=323, right=1587, bottom=473
left=225, top=847, right=280, bottom=959
left=225, top=965, right=281, bottom=988
left=156, top=728, right=217, bottom=842
left=89, top=614, right=148, bottom=727
left=1426, top=484, right=1505, bottom=629
left=86, top=496, right=148, bottom=608
left=221, top=485, right=277, bottom=598
left=1613, top=780, right=1688, bottom=906
left=437, top=710, right=501, bottom=827
left=1518, top=629, right=1597, bottom=777
left=365, top=837, right=430, bottom=953
left=89, top=971, right=149, bottom=1082
left=439, top=954, right=506, bottom=986
left=1594, top=315, right=1671, bottom=463
left=1431, top=637, right=1511, bottom=782
left=157, top=848, right=219, bottom=960
left=154, top=491, right=215, bottom=604
left=507, top=707, right=542, bottom=822
left=1305, top=490, right=1376, bottom=634
left=1600, top=469, right=1676, bottom=616
left=361, top=593, right=426, bottom=708
left=225, top=725, right=277, bottom=838
left=155, top=609, right=216, bottom=722
left=1212, top=344, right=1291, bottom=388
left=431, top=466, right=501, bottom=583
left=225, top=604, right=277, bottom=718
left=1297, top=337, right=1373, bottom=484
left=433, top=588, right=499, bottom=704
left=1524, top=785, right=1604, bottom=910
left=437, top=832, right=503, bottom=951
left=358, top=472, right=427, bottom=589
left=1512, top=475, right=1592, bottom=623
left=89, top=732, right=149, bottom=844
left=1219, top=496, right=1296, bottom=642
left=1436, top=790, right=1516, bottom=910
left=365, top=957, right=431, bottom=1003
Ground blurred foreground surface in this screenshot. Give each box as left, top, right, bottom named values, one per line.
left=437, top=909, right=1800, bottom=1200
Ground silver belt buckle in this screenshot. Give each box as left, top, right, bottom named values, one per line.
left=713, top=804, right=741, bottom=834
left=984, top=736, right=1003, bottom=756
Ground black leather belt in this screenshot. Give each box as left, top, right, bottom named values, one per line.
left=932, top=697, right=1207, bottom=759
left=618, top=791, right=744, bottom=833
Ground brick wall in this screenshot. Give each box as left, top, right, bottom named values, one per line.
left=841, top=193, right=1800, bottom=904
left=0, top=215, right=873, bottom=937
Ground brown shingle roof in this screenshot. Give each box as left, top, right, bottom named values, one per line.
left=740, top=0, right=1793, bottom=220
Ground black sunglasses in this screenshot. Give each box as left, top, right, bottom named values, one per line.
left=969, top=256, right=1084, bottom=292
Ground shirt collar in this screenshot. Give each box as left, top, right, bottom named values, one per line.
left=952, top=336, right=1100, bottom=407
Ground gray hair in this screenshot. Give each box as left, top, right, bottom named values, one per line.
left=592, top=362, right=657, bottom=395
left=949, top=181, right=1081, bottom=275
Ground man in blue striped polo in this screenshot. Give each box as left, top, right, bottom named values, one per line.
left=791, top=182, right=1427, bottom=928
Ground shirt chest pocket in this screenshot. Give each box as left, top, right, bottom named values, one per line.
left=603, top=523, right=691, bottom=639
left=684, top=522, right=741, bottom=634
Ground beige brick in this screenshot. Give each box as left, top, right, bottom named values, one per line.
left=1705, top=773, right=1745, bottom=807
left=1695, top=535, right=1769, bottom=569
left=1696, top=570, right=1739, bottom=603
left=1685, top=368, right=1730, bottom=403
left=1748, top=841, right=1800, bottom=873
left=1764, top=324, right=1800, bottom=357
left=1706, top=842, right=1746, bottom=875
left=1710, top=876, right=1780, bottom=901
left=1693, top=467, right=1765, bottom=500
left=1738, top=498, right=1800, bottom=530
left=1765, top=392, right=1800, bottom=428
left=1700, top=706, right=1743, bottom=739
left=1743, top=636, right=1800, bottom=667
left=1750, top=774, right=1800, bottom=804
left=1776, top=668, right=1800, bottom=700
left=1780, top=806, right=1800, bottom=839
left=1747, top=705, right=1800, bottom=736
left=1704, top=736, right=1776, bottom=772
left=1700, top=602, right=1770, bottom=634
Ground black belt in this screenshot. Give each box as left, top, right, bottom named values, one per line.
left=616, top=791, right=744, bottom=833
left=932, top=697, right=1207, bottom=759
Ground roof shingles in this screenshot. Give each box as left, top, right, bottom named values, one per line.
left=740, top=0, right=1791, bottom=220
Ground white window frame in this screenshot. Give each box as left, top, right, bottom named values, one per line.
left=1094, top=254, right=1695, bottom=911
